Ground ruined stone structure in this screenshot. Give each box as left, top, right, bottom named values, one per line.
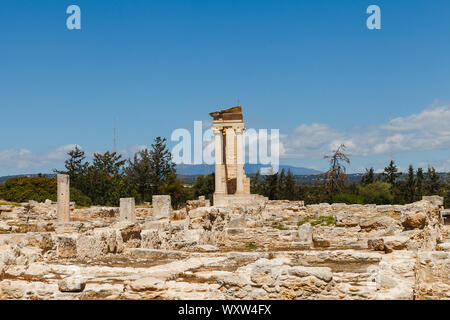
left=152, top=195, right=172, bottom=220
left=1, top=196, right=449, bottom=300
left=120, top=198, right=136, bottom=223
left=210, top=106, right=267, bottom=207
left=57, top=174, right=70, bottom=223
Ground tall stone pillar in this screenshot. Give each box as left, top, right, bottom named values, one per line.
left=120, top=198, right=136, bottom=223
left=235, top=128, right=244, bottom=194
left=57, top=174, right=70, bottom=223
left=213, top=128, right=226, bottom=194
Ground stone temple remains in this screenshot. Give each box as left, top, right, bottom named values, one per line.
left=210, top=106, right=267, bottom=207
left=0, top=107, right=449, bottom=300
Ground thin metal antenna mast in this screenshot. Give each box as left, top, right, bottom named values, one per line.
left=113, top=119, right=117, bottom=153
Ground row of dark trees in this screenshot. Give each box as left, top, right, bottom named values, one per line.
left=54, top=137, right=193, bottom=208
left=248, top=146, right=449, bottom=207
left=1, top=141, right=448, bottom=208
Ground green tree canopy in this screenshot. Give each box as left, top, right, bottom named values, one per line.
left=358, top=181, right=394, bottom=205
left=383, top=160, right=401, bottom=185
left=360, top=167, right=375, bottom=186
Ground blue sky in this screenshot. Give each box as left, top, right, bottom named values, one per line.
left=1, top=0, right=450, bottom=175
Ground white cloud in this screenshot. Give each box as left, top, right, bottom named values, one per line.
left=0, top=144, right=81, bottom=173
left=1, top=102, right=450, bottom=175
left=45, top=144, right=80, bottom=161
left=282, top=103, right=450, bottom=161
left=118, top=145, right=148, bottom=159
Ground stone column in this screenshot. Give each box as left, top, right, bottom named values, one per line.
left=120, top=198, right=136, bottom=223
left=213, top=128, right=226, bottom=194
left=152, top=195, right=172, bottom=220
left=57, top=174, right=70, bottom=223
left=235, top=128, right=244, bottom=194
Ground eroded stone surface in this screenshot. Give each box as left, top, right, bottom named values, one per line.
left=0, top=197, right=448, bottom=300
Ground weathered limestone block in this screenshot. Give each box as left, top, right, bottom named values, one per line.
left=310, top=226, right=363, bottom=249
left=199, top=230, right=226, bottom=247
left=126, top=248, right=188, bottom=260
left=376, top=205, right=396, bottom=214
left=416, top=251, right=450, bottom=300
left=0, top=280, right=28, bottom=299
left=287, top=266, right=333, bottom=282
left=383, top=236, right=410, bottom=253
left=368, top=235, right=409, bottom=253
left=368, top=238, right=385, bottom=251
left=0, top=245, right=21, bottom=271
left=359, top=216, right=400, bottom=232
left=375, top=252, right=416, bottom=300
left=335, top=212, right=360, bottom=227
left=140, top=229, right=159, bottom=249
left=188, top=207, right=208, bottom=219
left=57, top=174, right=70, bottom=223
left=250, top=258, right=289, bottom=287
left=117, top=223, right=142, bottom=242
left=195, top=244, right=219, bottom=252
left=58, top=276, right=86, bottom=293
left=186, top=196, right=211, bottom=212
left=152, top=195, right=172, bottom=220
left=143, top=219, right=170, bottom=231
left=141, top=228, right=172, bottom=249
left=171, top=207, right=187, bottom=220
left=125, top=277, right=167, bottom=292
left=55, top=235, right=78, bottom=259
left=76, top=227, right=124, bottom=259
left=76, top=235, right=103, bottom=260
left=119, top=198, right=136, bottom=223
left=55, top=222, right=82, bottom=234
left=226, top=228, right=245, bottom=235
left=0, top=221, right=12, bottom=232
left=401, top=211, right=427, bottom=230
left=24, top=262, right=51, bottom=278
left=93, top=228, right=123, bottom=254
left=25, top=232, right=54, bottom=251
left=229, top=216, right=247, bottom=228
left=422, top=196, right=444, bottom=207
left=297, top=223, right=313, bottom=245
left=182, top=229, right=203, bottom=243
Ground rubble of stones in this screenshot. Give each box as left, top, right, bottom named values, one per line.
left=0, top=195, right=449, bottom=300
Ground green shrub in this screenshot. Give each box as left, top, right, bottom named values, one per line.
left=0, top=176, right=92, bottom=207
left=298, top=215, right=336, bottom=227
left=70, top=187, right=92, bottom=207
left=0, top=176, right=57, bottom=203
left=247, top=243, right=258, bottom=249
left=358, top=181, right=394, bottom=205
left=333, top=193, right=364, bottom=204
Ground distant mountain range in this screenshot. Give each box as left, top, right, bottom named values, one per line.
left=2, top=168, right=446, bottom=185
left=0, top=165, right=321, bottom=185
left=175, top=164, right=322, bottom=176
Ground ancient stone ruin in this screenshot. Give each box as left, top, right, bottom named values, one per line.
left=0, top=108, right=449, bottom=300
left=210, top=106, right=267, bottom=207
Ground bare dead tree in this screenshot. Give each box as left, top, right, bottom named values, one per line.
left=319, top=144, right=350, bottom=194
